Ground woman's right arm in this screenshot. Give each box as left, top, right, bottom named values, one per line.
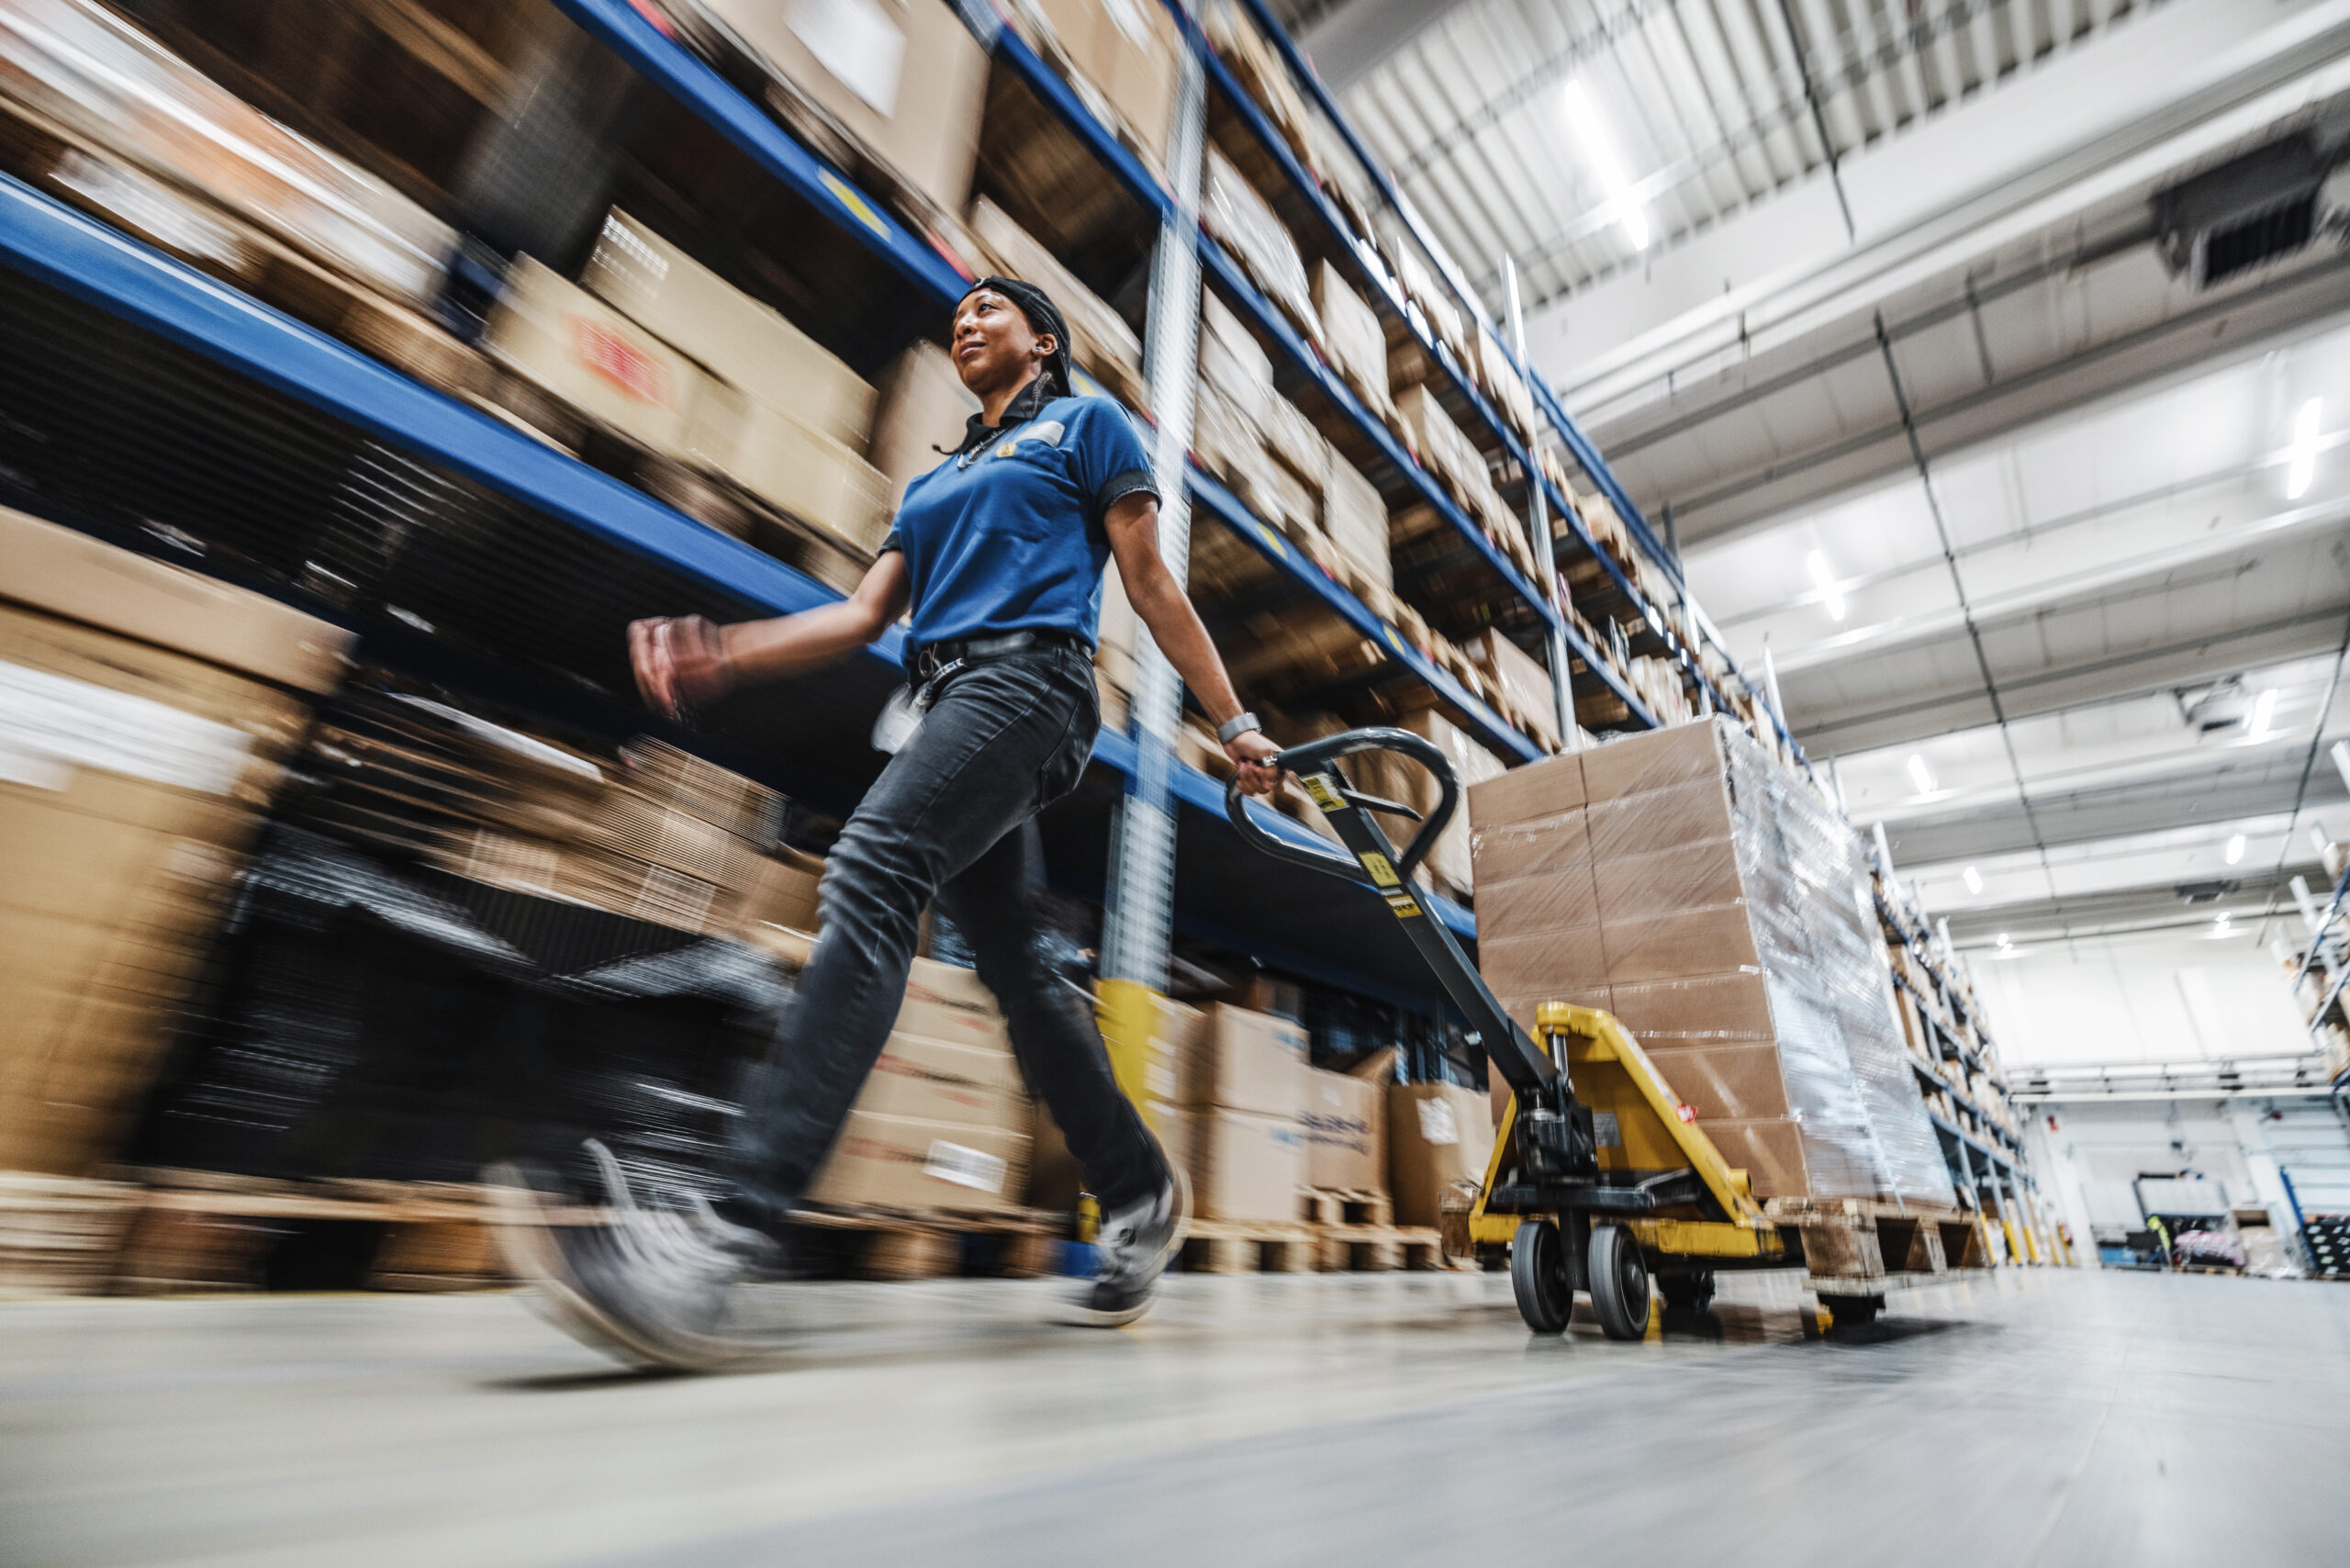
left=629, top=551, right=912, bottom=719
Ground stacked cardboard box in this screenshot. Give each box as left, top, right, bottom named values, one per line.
left=1462, top=629, right=1561, bottom=754
left=0, top=0, right=454, bottom=308
left=1387, top=1080, right=1494, bottom=1226
left=1310, top=262, right=1395, bottom=422
left=1006, top=0, right=1183, bottom=176
left=0, top=506, right=353, bottom=1175
left=1345, top=708, right=1503, bottom=901
left=867, top=340, right=983, bottom=510
left=1469, top=720, right=1952, bottom=1204
left=675, top=0, right=988, bottom=221
left=485, top=230, right=894, bottom=558
left=1176, top=1005, right=1308, bottom=1221
left=1302, top=1065, right=1384, bottom=1192
left=1202, top=149, right=1316, bottom=343
left=807, top=956, right=1033, bottom=1213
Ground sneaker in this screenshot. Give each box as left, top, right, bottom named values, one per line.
left=486, top=1140, right=778, bottom=1371
left=1056, top=1166, right=1191, bottom=1327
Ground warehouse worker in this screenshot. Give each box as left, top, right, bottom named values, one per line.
left=495, top=277, right=1284, bottom=1367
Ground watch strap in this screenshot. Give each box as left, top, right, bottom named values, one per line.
left=1216, top=711, right=1261, bottom=745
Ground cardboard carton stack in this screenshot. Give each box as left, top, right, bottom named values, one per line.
left=0, top=506, right=353, bottom=1176
left=1345, top=707, right=1504, bottom=902
left=1026, top=993, right=1203, bottom=1213
left=1302, top=1063, right=1384, bottom=1193
left=1462, top=629, right=1561, bottom=755
left=1468, top=720, right=1953, bottom=1204
left=1176, top=1005, right=1309, bottom=1221
left=1310, top=261, right=1397, bottom=426
left=485, top=226, right=893, bottom=563
left=671, top=0, right=989, bottom=222
left=1202, top=149, right=1317, bottom=344
left=1387, top=1079, right=1494, bottom=1227
left=806, top=956, right=1034, bottom=1214
left=1004, top=0, right=1184, bottom=178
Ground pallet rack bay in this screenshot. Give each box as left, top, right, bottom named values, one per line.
left=0, top=0, right=2050, bottom=1271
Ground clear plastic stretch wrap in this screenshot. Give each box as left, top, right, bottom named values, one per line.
left=1710, top=722, right=1951, bottom=1205
left=1202, top=148, right=1316, bottom=334
left=1471, top=718, right=1950, bottom=1204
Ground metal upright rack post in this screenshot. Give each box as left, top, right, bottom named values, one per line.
left=1099, top=40, right=1208, bottom=1109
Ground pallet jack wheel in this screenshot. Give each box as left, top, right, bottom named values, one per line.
left=1657, top=1269, right=1715, bottom=1313
left=1510, top=1220, right=1573, bottom=1333
left=1587, top=1224, right=1651, bottom=1341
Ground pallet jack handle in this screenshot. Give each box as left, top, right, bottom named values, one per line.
left=1219, top=725, right=1456, bottom=890
left=1222, top=727, right=1559, bottom=1094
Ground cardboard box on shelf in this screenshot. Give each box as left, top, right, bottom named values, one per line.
left=0, top=507, right=352, bottom=1175
left=1202, top=149, right=1315, bottom=337
left=1320, top=454, right=1391, bottom=595
left=1461, top=630, right=1559, bottom=751
left=689, top=386, right=891, bottom=555
left=1310, top=262, right=1389, bottom=406
left=1199, top=290, right=1274, bottom=429
left=485, top=257, right=705, bottom=460
left=582, top=209, right=874, bottom=446
left=1009, top=0, right=1182, bottom=173
left=1183, top=1106, right=1307, bottom=1221
left=850, top=1030, right=1028, bottom=1128
left=1387, top=1081, right=1494, bottom=1226
left=1302, top=1068, right=1383, bottom=1192
left=869, top=342, right=981, bottom=508
left=804, top=1111, right=1029, bottom=1212
left=735, top=846, right=825, bottom=934
left=1176, top=1004, right=1306, bottom=1117
left=688, top=0, right=988, bottom=219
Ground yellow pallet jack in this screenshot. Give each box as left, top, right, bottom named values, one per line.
left=1225, top=728, right=1787, bottom=1338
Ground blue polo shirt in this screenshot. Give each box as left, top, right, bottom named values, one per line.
left=882, top=389, right=1158, bottom=652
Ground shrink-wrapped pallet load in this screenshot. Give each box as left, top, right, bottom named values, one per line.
left=1469, top=719, right=1950, bottom=1205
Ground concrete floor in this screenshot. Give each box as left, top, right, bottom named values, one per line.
left=4, top=1269, right=2347, bottom=1567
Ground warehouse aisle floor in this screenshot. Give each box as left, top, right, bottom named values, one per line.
left=6, top=1268, right=2347, bottom=1567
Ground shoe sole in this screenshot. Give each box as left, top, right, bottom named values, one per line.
left=483, top=1162, right=770, bottom=1373
left=1051, top=1165, right=1192, bottom=1328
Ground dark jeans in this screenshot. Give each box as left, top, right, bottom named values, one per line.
left=728, top=643, right=1168, bottom=1221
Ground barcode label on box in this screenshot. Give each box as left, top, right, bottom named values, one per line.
left=923, top=1139, right=1006, bottom=1194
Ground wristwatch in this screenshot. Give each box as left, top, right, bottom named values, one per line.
left=1216, top=711, right=1261, bottom=745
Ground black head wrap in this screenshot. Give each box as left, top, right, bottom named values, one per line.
left=960, top=275, right=1072, bottom=399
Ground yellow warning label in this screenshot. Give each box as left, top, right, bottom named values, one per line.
left=821, top=172, right=890, bottom=237
left=1359, top=850, right=1400, bottom=888
left=1302, top=775, right=1344, bottom=811
left=1384, top=891, right=1423, bottom=917
left=1251, top=520, right=1287, bottom=555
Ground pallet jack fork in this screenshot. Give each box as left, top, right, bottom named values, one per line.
left=1225, top=728, right=1785, bottom=1338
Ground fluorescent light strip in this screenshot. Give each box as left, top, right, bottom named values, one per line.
left=2288, top=398, right=2322, bottom=500
left=1806, top=550, right=1845, bottom=621
left=1561, top=80, right=1649, bottom=252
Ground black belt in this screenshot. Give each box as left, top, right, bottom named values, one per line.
left=907, top=629, right=1089, bottom=684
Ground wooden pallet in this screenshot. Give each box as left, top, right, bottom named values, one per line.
left=1177, top=1192, right=1466, bottom=1275
left=785, top=1204, right=1062, bottom=1282
left=1180, top=1219, right=1319, bottom=1274
left=1766, top=1195, right=1985, bottom=1302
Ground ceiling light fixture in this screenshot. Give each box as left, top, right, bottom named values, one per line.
left=2213, top=912, right=2233, bottom=935
left=2226, top=833, right=2246, bottom=865
left=1963, top=865, right=1983, bottom=894
left=1996, top=932, right=2012, bottom=949
left=2288, top=398, right=2322, bottom=500
left=1806, top=551, right=1845, bottom=621
left=2249, top=687, right=2278, bottom=741
left=1907, top=754, right=1937, bottom=795
left=1561, top=80, right=1650, bottom=252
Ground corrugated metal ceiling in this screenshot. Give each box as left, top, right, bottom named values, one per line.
left=1283, top=0, right=2141, bottom=313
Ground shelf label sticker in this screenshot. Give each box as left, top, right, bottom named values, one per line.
left=820, top=171, right=890, bottom=238
left=923, top=1139, right=1007, bottom=1194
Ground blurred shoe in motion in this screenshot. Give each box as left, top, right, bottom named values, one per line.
left=487, top=1139, right=784, bottom=1371
left=1056, top=1168, right=1190, bottom=1327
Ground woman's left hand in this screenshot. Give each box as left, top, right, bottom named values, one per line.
left=1226, top=730, right=1284, bottom=798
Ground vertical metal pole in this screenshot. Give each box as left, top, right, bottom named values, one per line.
left=1505, top=256, right=1577, bottom=755
left=1761, top=637, right=1789, bottom=742
left=1097, top=42, right=1205, bottom=1114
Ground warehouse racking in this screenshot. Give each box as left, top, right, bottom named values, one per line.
left=0, top=0, right=2050, bottom=1254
